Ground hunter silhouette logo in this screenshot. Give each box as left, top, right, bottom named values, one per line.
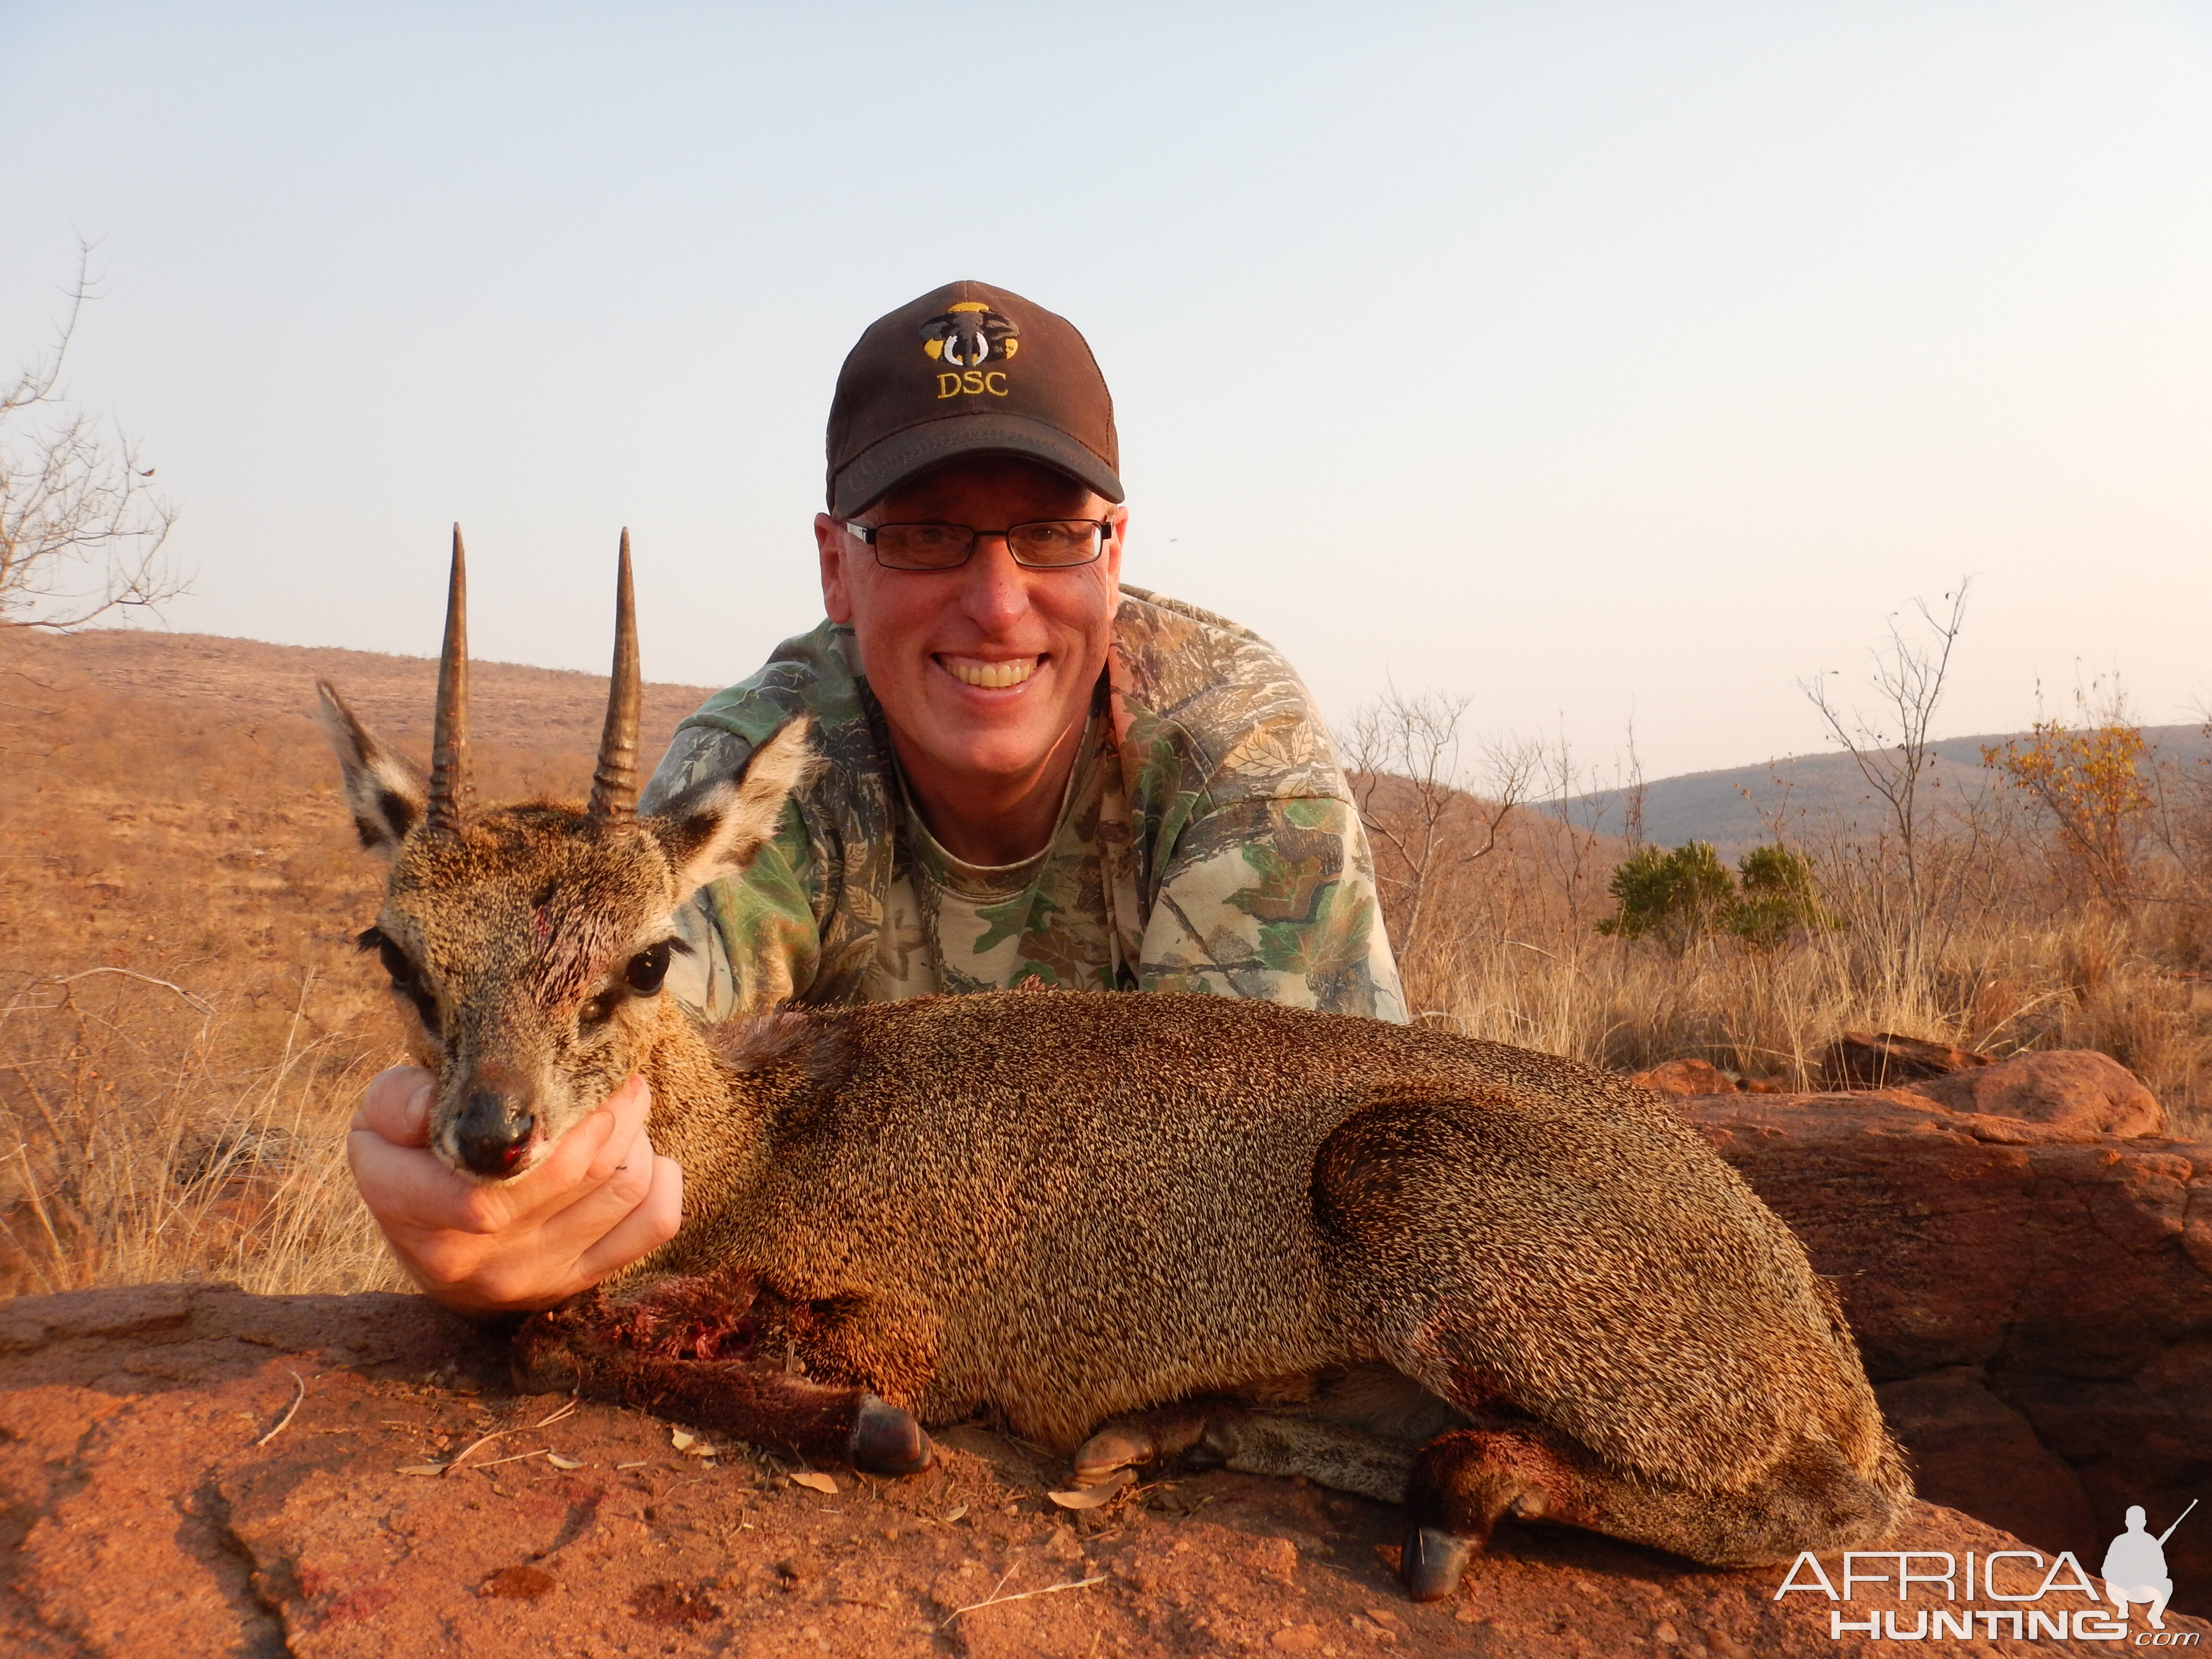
left=1773, top=1496, right=2202, bottom=1643
left=2104, top=1500, right=2195, bottom=1631
left=920, top=302, right=1020, bottom=368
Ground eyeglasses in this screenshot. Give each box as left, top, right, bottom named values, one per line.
left=843, top=518, right=1112, bottom=571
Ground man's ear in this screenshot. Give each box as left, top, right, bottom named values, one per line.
left=313, top=681, right=427, bottom=857
left=649, top=717, right=817, bottom=903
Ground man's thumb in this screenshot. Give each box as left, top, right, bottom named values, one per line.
left=358, top=1065, right=437, bottom=1147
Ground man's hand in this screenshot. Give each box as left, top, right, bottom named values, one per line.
left=348, top=1066, right=683, bottom=1316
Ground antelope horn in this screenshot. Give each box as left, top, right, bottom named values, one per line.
left=588, top=529, right=641, bottom=824
left=425, top=524, right=472, bottom=834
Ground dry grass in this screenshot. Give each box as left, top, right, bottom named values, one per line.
left=0, top=626, right=715, bottom=1297
left=1368, top=760, right=2212, bottom=1138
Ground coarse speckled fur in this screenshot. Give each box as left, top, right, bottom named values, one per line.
left=319, top=684, right=1910, bottom=1596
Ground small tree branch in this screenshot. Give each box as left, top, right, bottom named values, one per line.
left=2, top=239, right=189, bottom=630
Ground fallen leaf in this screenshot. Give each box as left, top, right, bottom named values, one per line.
left=480, top=1565, right=557, bottom=1600
left=940, top=1504, right=968, bottom=1523
left=546, top=1453, right=586, bottom=1470
left=789, top=1471, right=839, bottom=1494
left=1048, top=1468, right=1134, bottom=1509
left=615, top=1460, right=649, bottom=1470
left=670, top=1430, right=697, bottom=1451
left=682, top=1442, right=719, bottom=1458
left=397, top=1464, right=445, bottom=1477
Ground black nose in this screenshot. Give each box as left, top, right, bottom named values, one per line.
left=455, top=1089, right=536, bottom=1178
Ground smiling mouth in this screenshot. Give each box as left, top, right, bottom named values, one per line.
left=940, top=655, right=1042, bottom=690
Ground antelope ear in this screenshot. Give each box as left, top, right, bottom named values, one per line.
left=314, top=681, right=427, bottom=857
left=648, top=717, right=817, bottom=903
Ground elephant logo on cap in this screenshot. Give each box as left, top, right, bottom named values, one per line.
left=920, top=303, right=1020, bottom=368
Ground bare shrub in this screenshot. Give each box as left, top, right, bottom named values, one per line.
left=2, top=242, right=186, bottom=631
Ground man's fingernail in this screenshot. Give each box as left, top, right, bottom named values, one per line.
left=407, top=1082, right=435, bottom=1127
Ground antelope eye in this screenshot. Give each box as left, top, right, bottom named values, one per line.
left=358, top=926, right=441, bottom=1039
left=376, top=937, right=417, bottom=991
left=625, top=941, right=672, bottom=996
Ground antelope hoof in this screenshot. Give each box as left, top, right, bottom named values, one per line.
left=1071, top=1422, right=1159, bottom=1485
left=848, top=1395, right=932, bottom=1476
left=1399, top=1525, right=1472, bottom=1602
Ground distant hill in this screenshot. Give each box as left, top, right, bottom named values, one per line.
left=1573, top=725, right=2212, bottom=855
left=0, top=626, right=722, bottom=764
left=13, top=629, right=2205, bottom=862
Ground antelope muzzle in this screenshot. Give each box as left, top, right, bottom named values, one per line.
left=452, top=1066, right=539, bottom=1178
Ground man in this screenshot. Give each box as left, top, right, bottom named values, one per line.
left=350, top=281, right=1405, bottom=1313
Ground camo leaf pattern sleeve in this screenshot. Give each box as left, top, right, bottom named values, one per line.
left=1137, top=795, right=1402, bottom=1014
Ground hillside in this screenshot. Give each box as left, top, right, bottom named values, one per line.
left=3, top=625, right=724, bottom=762
left=1573, top=725, right=2212, bottom=854
left=20, top=626, right=2202, bottom=860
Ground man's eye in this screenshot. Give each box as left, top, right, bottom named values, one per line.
left=625, top=942, right=672, bottom=996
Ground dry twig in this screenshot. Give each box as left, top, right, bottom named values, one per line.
left=253, top=1370, right=307, bottom=1447
left=52, top=967, right=213, bottom=1013
left=469, top=1447, right=549, bottom=1470
left=942, top=1574, right=1106, bottom=1627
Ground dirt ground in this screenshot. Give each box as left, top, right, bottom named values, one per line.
left=4, top=1282, right=2198, bottom=1659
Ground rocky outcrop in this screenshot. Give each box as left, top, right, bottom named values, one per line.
left=1910, top=1047, right=2168, bottom=1137
left=1817, top=1031, right=1992, bottom=1091
left=1681, top=1052, right=2212, bottom=1609
left=1872, top=1367, right=2101, bottom=1561
left=1630, top=1058, right=1739, bottom=1097
left=4, top=1283, right=2199, bottom=1657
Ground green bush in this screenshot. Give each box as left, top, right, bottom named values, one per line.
left=1728, top=844, right=1831, bottom=951
left=1597, top=842, right=1735, bottom=956
left=1597, top=842, right=1831, bottom=954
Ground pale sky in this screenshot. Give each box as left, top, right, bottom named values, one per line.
left=4, top=2, right=2207, bottom=781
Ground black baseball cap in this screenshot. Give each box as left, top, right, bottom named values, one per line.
left=825, top=280, right=1123, bottom=517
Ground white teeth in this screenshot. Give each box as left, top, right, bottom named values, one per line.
left=944, top=656, right=1038, bottom=690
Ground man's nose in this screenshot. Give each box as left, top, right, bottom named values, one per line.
left=958, top=535, right=1031, bottom=629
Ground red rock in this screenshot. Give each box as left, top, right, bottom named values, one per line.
left=1908, top=1047, right=2167, bottom=1137
left=1818, top=1030, right=1992, bottom=1091
left=5, top=1282, right=2199, bottom=1654
left=1630, top=1058, right=1738, bottom=1096
left=1688, top=1087, right=2212, bottom=1609
left=1874, top=1367, right=2099, bottom=1560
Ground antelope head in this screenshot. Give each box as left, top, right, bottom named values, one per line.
left=315, top=527, right=812, bottom=1180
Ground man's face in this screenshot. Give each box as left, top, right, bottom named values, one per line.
left=815, top=457, right=1125, bottom=787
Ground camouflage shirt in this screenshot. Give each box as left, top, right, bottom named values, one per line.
left=640, top=586, right=1406, bottom=1024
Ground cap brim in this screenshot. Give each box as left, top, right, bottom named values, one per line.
left=830, top=413, right=1125, bottom=517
